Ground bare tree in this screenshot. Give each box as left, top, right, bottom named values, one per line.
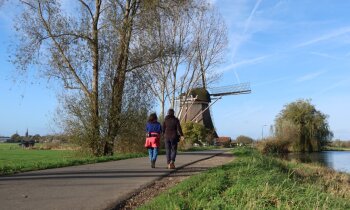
left=137, top=1, right=227, bottom=118
left=13, top=0, right=103, bottom=155
left=165, top=3, right=228, bottom=111
left=190, top=5, right=228, bottom=90
left=12, top=0, right=177, bottom=156
left=12, top=0, right=226, bottom=156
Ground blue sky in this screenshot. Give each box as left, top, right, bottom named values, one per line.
left=1, top=0, right=350, bottom=140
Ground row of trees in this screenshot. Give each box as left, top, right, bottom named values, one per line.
left=7, top=133, right=69, bottom=143
left=11, top=0, right=227, bottom=156
left=329, top=139, right=350, bottom=148
left=7, top=133, right=40, bottom=143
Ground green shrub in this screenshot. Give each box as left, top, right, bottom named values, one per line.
left=256, top=137, right=291, bottom=154
left=179, top=122, right=216, bottom=150
left=235, top=135, right=254, bottom=145
left=181, top=122, right=207, bottom=145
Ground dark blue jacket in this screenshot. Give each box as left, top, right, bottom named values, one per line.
left=146, top=122, right=162, bottom=134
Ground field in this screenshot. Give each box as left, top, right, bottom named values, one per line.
left=0, top=143, right=146, bottom=175
left=139, top=147, right=350, bottom=210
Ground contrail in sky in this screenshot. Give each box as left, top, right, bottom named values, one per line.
left=231, top=0, right=263, bottom=82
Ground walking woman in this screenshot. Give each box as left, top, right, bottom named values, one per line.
left=145, top=113, right=162, bottom=168
left=163, top=108, right=183, bottom=169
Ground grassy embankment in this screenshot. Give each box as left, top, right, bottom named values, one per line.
left=139, top=147, right=350, bottom=210
left=0, top=143, right=146, bottom=175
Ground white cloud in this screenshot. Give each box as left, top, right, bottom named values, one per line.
left=296, top=70, right=326, bottom=83
left=244, top=0, right=263, bottom=34
left=295, top=27, right=350, bottom=48
left=230, top=0, right=263, bottom=59
left=253, top=76, right=289, bottom=87
left=314, top=79, right=349, bottom=96
left=219, top=55, right=270, bottom=73
left=309, top=52, right=339, bottom=60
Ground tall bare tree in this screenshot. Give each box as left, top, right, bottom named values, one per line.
left=13, top=0, right=103, bottom=155
left=152, top=2, right=228, bottom=113
left=191, top=6, right=227, bottom=89
left=12, top=0, right=226, bottom=156
left=12, top=0, right=181, bottom=156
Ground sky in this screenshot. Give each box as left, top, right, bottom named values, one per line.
left=1, top=0, right=350, bottom=140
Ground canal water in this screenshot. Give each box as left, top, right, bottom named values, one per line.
left=285, top=151, right=350, bottom=173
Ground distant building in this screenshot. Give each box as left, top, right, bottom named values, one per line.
left=214, top=136, right=232, bottom=146
left=0, top=136, right=10, bottom=143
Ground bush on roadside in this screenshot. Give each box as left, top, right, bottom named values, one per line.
left=115, top=110, right=149, bottom=153
left=255, top=120, right=303, bottom=154
left=178, top=138, right=193, bottom=150
left=235, top=135, right=254, bottom=145
left=256, top=137, right=291, bottom=154
left=181, top=122, right=207, bottom=146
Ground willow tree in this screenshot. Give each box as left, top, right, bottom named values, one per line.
left=275, top=99, right=333, bottom=152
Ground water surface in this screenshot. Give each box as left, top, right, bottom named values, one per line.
left=286, top=151, right=350, bottom=173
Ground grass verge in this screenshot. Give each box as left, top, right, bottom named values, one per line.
left=0, top=143, right=146, bottom=175
left=138, top=147, right=350, bottom=210
left=0, top=143, right=220, bottom=175
left=179, top=146, right=220, bottom=152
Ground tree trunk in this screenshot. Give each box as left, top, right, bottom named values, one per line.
left=90, top=0, right=101, bottom=156
left=105, top=0, right=138, bottom=156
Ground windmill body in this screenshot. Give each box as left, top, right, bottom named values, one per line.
left=178, top=83, right=251, bottom=137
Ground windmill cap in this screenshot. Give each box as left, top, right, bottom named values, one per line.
left=181, top=88, right=211, bottom=102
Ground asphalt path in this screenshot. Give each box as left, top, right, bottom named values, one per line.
left=0, top=149, right=230, bottom=210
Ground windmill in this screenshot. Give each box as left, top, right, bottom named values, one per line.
left=177, top=82, right=251, bottom=137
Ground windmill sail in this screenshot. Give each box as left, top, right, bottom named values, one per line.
left=208, top=82, right=251, bottom=97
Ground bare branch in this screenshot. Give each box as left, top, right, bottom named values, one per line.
left=37, top=1, right=90, bottom=98
left=78, top=0, right=94, bottom=20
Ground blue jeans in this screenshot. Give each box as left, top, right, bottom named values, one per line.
left=148, top=147, right=158, bottom=162
left=165, top=138, right=178, bottom=164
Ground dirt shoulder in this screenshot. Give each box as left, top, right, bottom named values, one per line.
left=115, top=152, right=234, bottom=210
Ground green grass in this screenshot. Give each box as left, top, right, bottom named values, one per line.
left=139, top=147, right=350, bottom=210
left=179, top=146, right=220, bottom=152
left=0, top=143, right=222, bottom=175
left=0, top=143, right=146, bottom=175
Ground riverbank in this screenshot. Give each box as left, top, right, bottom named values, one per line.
left=139, top=147, right=350, bottom=209
left=323, top=146, right=350, bottom=151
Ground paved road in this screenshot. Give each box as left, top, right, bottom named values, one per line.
left=0, top=149, right=230, bottom=210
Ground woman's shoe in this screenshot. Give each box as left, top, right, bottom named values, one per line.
left=151, top=160, right=155, bottom=168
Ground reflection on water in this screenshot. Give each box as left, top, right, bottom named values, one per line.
left=285, top=151, right=350, bottom=173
